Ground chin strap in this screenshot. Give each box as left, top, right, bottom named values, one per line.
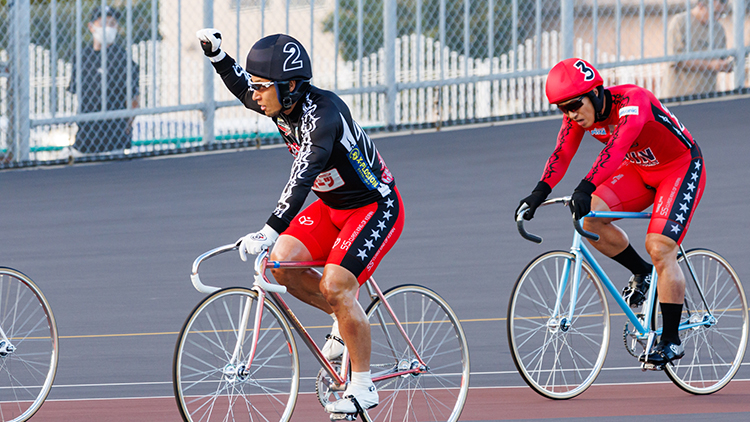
left=275, top=80, right=311, bottom=110
left=590, top=86, right=612, bottom=122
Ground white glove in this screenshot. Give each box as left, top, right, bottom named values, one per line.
left=238, top=224, right=279, bottom=261
left=196, top=28, right=226, bottom=62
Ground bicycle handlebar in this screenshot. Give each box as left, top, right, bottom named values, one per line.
left=190, top=244, right=287, bottom=295
left=516, top=197, right=600, bottom=243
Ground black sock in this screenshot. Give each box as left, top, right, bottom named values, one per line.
left=612, top=244, right=652, bottom=275
left=660, top=302, right=683, bottom=344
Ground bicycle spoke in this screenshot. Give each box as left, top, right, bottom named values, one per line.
left=366, top=284, right=468, bottom=422
left=508, top=252, right=609, bottom=399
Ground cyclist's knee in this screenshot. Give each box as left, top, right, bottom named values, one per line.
left=320, top=266, right=358, bottom=308
left=645, top=234, right=678, bottom=264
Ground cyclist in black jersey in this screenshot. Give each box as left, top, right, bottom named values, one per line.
left=197, top=29, right=404, bottom=415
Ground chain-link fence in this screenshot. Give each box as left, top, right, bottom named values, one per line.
left=1, top=0, right=748, bottom=168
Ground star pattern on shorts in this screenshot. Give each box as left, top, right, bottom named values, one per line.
left=382, top=210, right=392, bottom=220
left=675, top=213, right=685, bottom=224
left=357, top=249, right=368, bottom=260
left=370, top=229, right=381, bottom=240
left=679, top=203, right=689, bottom=213
left=670, top=224, right=682, bottom=234
left=694, top=160, right=701, bottom=170
left=682, top=192, right=692, bottom=203
left=363, top=239, right=374, bottom=250
left=686, top=182, right=695, bottom=192
left=377, top=220, right=387, bottom=230
left=690, top=171, right=699, bottom=181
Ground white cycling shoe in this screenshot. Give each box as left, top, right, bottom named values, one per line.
left=322, top=319, right=345, bottom=361
left=325, top=382, right=379, bottom=414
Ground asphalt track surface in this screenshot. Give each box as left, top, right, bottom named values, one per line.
left=2, top=96, right=749, bottom=421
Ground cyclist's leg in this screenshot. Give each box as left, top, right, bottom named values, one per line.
left=270, top=199, right=338, bottom=313
left=321, top=264, right=371, bottom=373
left=643, top=146, right=705, bottom=361
left=322, top=188, right=404, bottom=413
left=585, top=160, right=655, bottom=257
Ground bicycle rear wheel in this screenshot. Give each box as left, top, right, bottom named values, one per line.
left=173, top=287, right=299, bottom=422
left=665, top=249, right=748, bottom=394
left=507, top=251, right=610, bottom=399
left=0, top=267, right=58, bottom=422
left=365, top=284, right=469, bottom=422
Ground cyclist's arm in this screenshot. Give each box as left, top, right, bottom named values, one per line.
left=540, top=117, right=585, bottom=189
left=210, top=54, right=263, bottom=114
left=266, top=111, right=338, bottom=234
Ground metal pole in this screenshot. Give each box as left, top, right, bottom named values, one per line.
left=560, top=0, right=574, bottom=59
left=383, top=0, right=397, bottom=129
left=12, top=0, right=31, bottom=162
left=733, top=0, right=746, bottom=91
left=202, top=0, right=215, bottom=145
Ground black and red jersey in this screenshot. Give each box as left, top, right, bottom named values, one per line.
left=541, top=84, right=696, bottom=188
left=211, top=54, right=395, bottom=234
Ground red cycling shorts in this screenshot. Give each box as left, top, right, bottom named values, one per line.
left=593, top=145, right=705, bottom=244
left=282, top=187, right=404, bottom=284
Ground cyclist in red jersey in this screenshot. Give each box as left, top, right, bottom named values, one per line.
left=197, top=30, right=404, bottom=413
left=517, top=58, right=706, bottom=366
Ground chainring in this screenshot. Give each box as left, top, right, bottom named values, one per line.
left=316, top=362, right=346, bottom=408
left=623, top=315, right=647, bottom=358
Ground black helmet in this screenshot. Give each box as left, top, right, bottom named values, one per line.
left=246, top=34, right=312, bottom=110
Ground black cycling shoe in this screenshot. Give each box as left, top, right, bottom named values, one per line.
left=622, top=273, right=651, bottom=308
left=639, top=339, right=685, bottom=366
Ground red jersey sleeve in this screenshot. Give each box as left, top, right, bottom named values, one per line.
left=540, top=116, right=585, bottom=189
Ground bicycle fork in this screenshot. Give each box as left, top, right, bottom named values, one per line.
left=221, top=292, right=264, bottom=383
left=0, top=325, right=15, bottom=357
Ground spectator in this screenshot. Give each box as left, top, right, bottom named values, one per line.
left=665, top=0, right=733, bottom=98
left=67, top=5, right=139, bottom=157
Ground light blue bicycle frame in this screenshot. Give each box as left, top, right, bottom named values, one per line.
left=554, top=210, right=712, bottom=343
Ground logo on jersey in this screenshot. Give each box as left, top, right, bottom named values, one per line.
left=377, top=151, right=394, bottom=184
left=277, top=120, right=292, bottom=137
left=312, top=168, right=345, bottom=192
left=298, top=215, right=314, bottom=226
left=619, top=106, right=639, bottom=118
left=348, top=146, right=380, bottom=190
left=589, top=128, right=607, bottom=136
left=626, top=147, right=659, bottom=166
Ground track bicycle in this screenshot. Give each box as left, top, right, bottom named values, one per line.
left=173, top=244, right=470, bottom=422
left=508, top=197, right=748, bottom=399
left=0, top=268, right=59, bottom=421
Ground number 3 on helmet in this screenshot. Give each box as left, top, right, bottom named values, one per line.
left=545, top=58, right=603, bottom=104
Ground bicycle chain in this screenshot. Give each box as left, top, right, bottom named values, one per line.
left=623, top=315, right=647, bottom=358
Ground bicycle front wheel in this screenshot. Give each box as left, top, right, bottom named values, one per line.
left=173, top=287, right=299, bottom=422
left=0, top=268, right=58, bottom=422
left=665, top=249, right=749, bottom=394
left=365, top=284, right=469, bottom=422
left=507, top=251, right=610, bottom=399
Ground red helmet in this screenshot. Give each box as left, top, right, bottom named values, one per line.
left=545, top=58, right=603, bottom=104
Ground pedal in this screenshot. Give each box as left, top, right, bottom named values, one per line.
left=329, top=412, right=357, bottom=421
left=641, top=362, right=665, bottom=371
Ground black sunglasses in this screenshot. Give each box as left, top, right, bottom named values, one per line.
left=556, top=95, right=586, bottom=114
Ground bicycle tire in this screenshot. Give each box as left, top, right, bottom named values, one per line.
left=173, top=287, right=299, bottom=422
left=0, top=267, right=59, bottom=422
left=507, top=251, right=610, bottom=399
left=364, top=284, right=470, bottom=422
left=665, top=249, right=748, bottom=394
